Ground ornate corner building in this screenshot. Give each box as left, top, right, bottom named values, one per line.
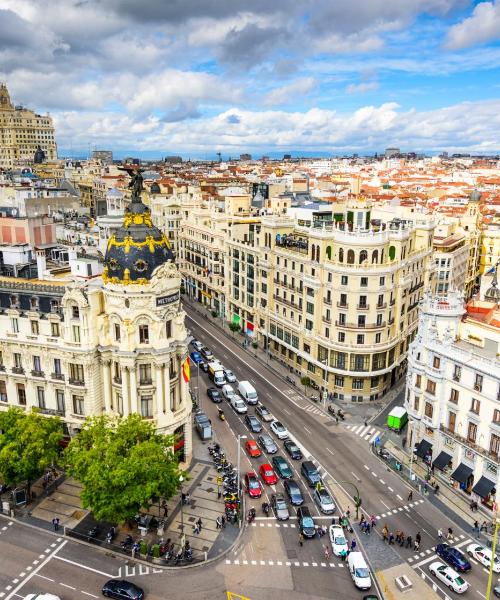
left=0, top=174, right=192, bottom=464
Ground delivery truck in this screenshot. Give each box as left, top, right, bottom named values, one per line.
left=387, top=406, right=408, bottom=432
left=208, top=362, right=226, bottom=387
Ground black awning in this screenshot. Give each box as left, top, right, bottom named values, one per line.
left=472, top=476, right=496, bottom=499
left=451, top=463, right=473, bottom=484
left=415, top=439, right=433, bottom=459
left=432, top=451, right=452, bottom=470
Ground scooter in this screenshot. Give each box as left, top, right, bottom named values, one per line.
left=120, top=534, right=133, bottom=549
left=310, top=395, right=319, bottom=403
left=247, top=508, right=256, bottom=523
left=106, top=527, right=116, bottom=543
left=262, top=502, right=270, bottom=516
left=337, top=409, right=345, bottom=421
left=218, top=409, right=225, bottom=421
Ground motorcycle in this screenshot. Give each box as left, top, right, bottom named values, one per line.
left=88, top=525, right=99, bottom=541
left=337, top=409, right=345, bottom=421
left=262, top=502, right=270, bottom=516
left=106, top=527, right=116, bottom=543
left=164, top=544, right=175, bottom=563
left=285, top=376, right=295, bottom=386
left=310, top=395, right=319, bottom=403
left=218, top=409, right=225, bottom=421
left=120, top=534, right=133, bottom=549
left=247, top=508, right=256, bottom=523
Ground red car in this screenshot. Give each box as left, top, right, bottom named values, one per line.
left=245, top=440, right=262, bottom=458
left=244, top=471, right=263, bottom=498
left=259, top=463, right=278, bottom=485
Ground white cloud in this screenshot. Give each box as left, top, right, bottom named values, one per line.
left=346, top=81, right=380, bottom=94
left=446, top=1, right=500, bottom=49
left=264, top=78, right=317, bottom=106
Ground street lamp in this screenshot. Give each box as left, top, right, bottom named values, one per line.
left=179, top=475, right=185, bottom=546
left=321, top=360, right=329, bottom=410
left=236, top=434, right=247, bottom=525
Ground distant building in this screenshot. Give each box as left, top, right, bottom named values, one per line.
left=384, top=147, right=401, bottom=158
left=164, top=156, right=182, bottom=164
left=0, top=83, right=57, bottom=169
left=91, top=150, right=113, bottom=165
left=283, top=154, right=292, bottom=160
left=240, top=154, right=252, bottom=161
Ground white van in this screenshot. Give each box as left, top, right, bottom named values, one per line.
left=347, top=551, right=371, bottom=590
left=238, top=380, right=258, bottom=405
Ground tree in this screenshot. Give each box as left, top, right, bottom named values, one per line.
left=65, top=414, right=183, bottom=523
left=229, top=322, right=241, bottom=335
left=0, top=407, right=63, bottom=489
left=300, top=376, right=311, bottom=394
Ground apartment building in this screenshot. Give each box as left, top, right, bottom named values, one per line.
left=433, top=222, right=469, bottom=296
left=405, top=289, right=500, bottom=510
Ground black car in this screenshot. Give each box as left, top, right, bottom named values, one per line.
left=284, top=439, right=303, bottom=460
left=283, top=479, right=304, bottom=506
left=297, top=505, right=316, bottom=538
left=244, top=415, right=263, bottom=433
left=102, top=579, right=144, bottom=599
left=207, top=388, right=222, bottom=403
left=301, top=461, right=321, bottom=487
left=436, top=544, right=471, bottom=572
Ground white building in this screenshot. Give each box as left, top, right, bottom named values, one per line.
left=432, top=222, right=469, bottom=296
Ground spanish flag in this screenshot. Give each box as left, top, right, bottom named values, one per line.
left=182, top=358, right=190, bottom=383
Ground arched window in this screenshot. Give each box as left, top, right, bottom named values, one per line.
left=326, top=246, right=332, bottom=260
left=316, top=246, right=320, bottom=263
left=359, top=250, right=368, bottom=264
left=372, top=250, right=378, bottom=264
left=339, top=248, right=344, bottom=263
left=311, top=245, right=316, bottom=261
left=389, top=245, right=396, bottom=261
left=381, top=249, right=384, bottom=263
left=347, top=249, right=355, bottom=264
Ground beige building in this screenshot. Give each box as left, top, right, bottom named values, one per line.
left=432, top=222, right=469, bottom=296
left=0, top=83, right=57, bottom=168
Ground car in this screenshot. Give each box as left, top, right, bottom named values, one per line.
left=258, top=434, right=278, bottom=454
left=200, top=361, right=209, bottom=372
left=436, top=544, right=471, bottom=572
left=244, top=471, right=263, bottom=498
left=259, top=463, right=278, bottom=485
left=284, top=479, right=304, bottom=505
left=231, top=397, right=248, bottom=414
left=255, top=404, right=273, bottom=422
left=428, top=561, right=469, bottom=594
left=244, top=414, right=263, bottom=433
left=207, top=388, right=222, bottom=403
left=271, top=493, right=290, bottom=520
left=201, top=347, right=214, bottom=361
left=191, top=340, right=203, bottom=352
left=222, top=384, right=236, bottom=400
left=297, top=506, right=316, bottom=538
left=284, top=439, right=303, bottom=460
left=271, top=455, right=293, bottom=479
left=190, top=351, right=203, bottom=364
left=24, top=595, right=62, bottom=600
left=224, top=369, right=237, bottom=383
left=102, top=579, right=145, bottom=599
left=494, top=584, right=500, bottom=598
left=245, top=440, right=262, bottom=458
left=301, top=461, right=321, bottom=487
left=329, top=525, right=348, bottom=556
left=467, top=543, right=500, bottom=572
left=314, top=487, right=336, bottom=514
left=270, top=420, right=289, bottom=439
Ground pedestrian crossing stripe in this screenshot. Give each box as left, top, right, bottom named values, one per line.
left=224, top=559, right=345, bottom=568
left=345, top=424, right=381, bottom=443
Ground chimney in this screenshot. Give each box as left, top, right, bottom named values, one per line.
left=35, top=250, right=47, bottom=280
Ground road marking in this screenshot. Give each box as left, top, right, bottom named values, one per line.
left=53, top=555, right=115, bottom=578
left=59, top=583, right=76, bottom=590
left=81, top=592, right=99, bottom=598
left=388, top=487, right=394, bottom=492
left=326, top=447, right=334, bottom=455
left=396, top=494, right=403, bottom=501
left=35, top=574, right=55, bottom=582
left=371, top=471, right=377, bottom=477
left=283, top=408, right=291, bottom=415
left=380, top=501, right=390, bottom=510
left=350, top=471, right=361, bottom=482
left=364, top=465, right=369, bottom=470
left=303, top=426, right=311, bottom=434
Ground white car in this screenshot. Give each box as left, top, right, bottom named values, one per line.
left=329, top=525, right=348, bottom=556
left=231, top=397, right=248, bottom=414
left=270, top=420, right=289, bottom=439
left=224, top=369, right=237, bottom=383
left=314, top=487, right=336, bottom=514
left=467, top=543, right=500, bottom=573
left=191, top=340, right=203, bottom=352
left=24, top=595, right=62, bottom=600
left=222, top=384, right=236, bottom=400
left=429, top=561, right=469, bottom=594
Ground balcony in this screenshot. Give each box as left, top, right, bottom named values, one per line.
left=139, top=379, right=153, bottom=386
left=376, top=303, right=387, bottom=310
left=335, top=320, right=386, bottom=329
left=357, top=304, right=370, bottom=311
left=12, top=367, right=25, bottom=375
left=273, top=294, right=301, bottom=310
left=410, top=281, right=424, bottom=293
left=390, top=299, right=396, bottom=306
left=323, top=297, right=332, bottom=306
left=322, top=317, right=332, bottom=324
left=68, top=378, right=85, bottom=387
left=439, top=424, right=499, bottom=463
left=51, top=373, right=65, bottom=381
left=31, top=370, right=45, bottom=378
left=37, top=406, right=65, bottom=417
left=336, top=301, right=348, bottom=308
left=388, top=318, right=395, bottom=325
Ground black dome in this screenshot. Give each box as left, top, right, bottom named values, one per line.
left=150, top=182, right=161, bottom=194
left=103, top=175, right=174, bottom=284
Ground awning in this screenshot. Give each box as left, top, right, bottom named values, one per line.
left=472, top=476, right=496, bottom=499
left=432, top=451, right=452, bottom=471
left=451, top=463, right=473, bottom=485
left=415, top=439, right=433, bottom=459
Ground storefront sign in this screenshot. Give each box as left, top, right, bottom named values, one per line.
left=464, top=449, right=475, bottom=462
left=156, top=292, right=180, bottom=306
left=486, top=462, right=497, bottom=476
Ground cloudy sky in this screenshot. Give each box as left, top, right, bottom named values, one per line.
left=1, top=0, right=500, bottom=156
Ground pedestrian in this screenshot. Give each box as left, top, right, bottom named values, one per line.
left=52, top=517, right=59, bottom=532
left=402, top=438, right=406, bottom=449
left=221, top=515, right=226, bottom=528
left=395, top=530, right=402, bottom=544
left=161, top=500, right=169, bottom=518
left=382, top=525, right=389, bottom=542
left=447, top=527, right=453, bottom=541
left=408, top=491, right=413, bottom=502
left=324, top=545, right=330, bottom=560
left=196, top=517, right=203, bottom=532
left=399, top=531, right=405, bottom=547
left=481, top=521, right=488, bottom=532
left=388, top=532, right=395, bottom=545
left=406, top=535, right=413, bottom=549
left=370, top=515, right=377, bottom=527
left=216, top=516, right=222, bottom=529
left=437, top=528, right=443, bottom=541
left=416, top=532, right=422, bottom=547
left=414, top=539, right=420, bottom=552
left=365, top=523, right=371, bottom=535
left=340, top=548, right=347, bottom=561
left=434, top=484, right=440, bottom=495
left=299, top=533, right=304, bottom=547
left=473, top=521, right=479, bottom=537
left=423, top=483, right=428, bottom=495
left=346, top=507, right=351, bottom=519
left=350, top=539, right=356, bottom=551
left=193, top=523, right=200, bottom=535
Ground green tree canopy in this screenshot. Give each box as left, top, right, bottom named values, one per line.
left=0, top=407, right=63, bottom=487
left=65, top=414, right=183, bottom=523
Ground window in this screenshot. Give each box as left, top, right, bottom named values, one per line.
left=339, top=248, right=344, bottom=262
left=0, top=381, right=7, bottom=402
left=305, top=319, right=313, bottom=331
left=11, top=318, right=19, bottom=333
left=426, top=380, right=436, bottom=395
left=306, top=302, right=314, bottom=315
left=424, top=402, right=433, bottom=418
left=140, top=395, right=153, bottom=417
left=56, top=390, right=65, bottom=413
left=338, top=332, right=345, bottom=342
left=339, top=313, right=346, bottom=325
left=69, top=363, right=84, bottom=383
left=341, top=275, right=348, bottom=285
left=414, top=395, right=420, bottom=411
left=358, top=315, right=366, bottom=327
left=347, top=249, right=355, bottom=264
left=360, top=277, right=368, bottom=287
left=359, top=250, right=367, bottom=264
left=17, top=383, right=26, bottom=405
left=72, top=325, right=81, bottom=343
left=303, top=343, right=311, bottom=354
left=490, top=434, right=500, bottom=457
left=72, top=395, right=85, bottom=415
left=33, top=356, right=41, bottom=372
left=71, top=305, right=80, bottom=319
left=467, top=422, right=477, bottom=443
left=359, top=295, right=367, bottom=308
left=30, top=320, right=39, bottom=335
left=371, top=377, right=379, bottom=388
left=415, top=374, right=421, bottom=388
left=51, top=322, right=60, bottom=337
left=340, top=293, right=347, bottom=307
left=453, top=365, right=461, bottom=382
left=375, top=333, right=381, bottom=343
left=335, top=375, right=344, bottom=386
left=114, top=323, right=121, bottom=341
left=474, top=374, right=483, bottom=392
left=450, top=388, right=459, bottom=404
left=379, top=276, right=385, bottom=286
left=352, top=378, right=363, bottom=390
left=165, top=320, right=172, bottom=338
left=493, top=409, right=500, bottom=424
left=139, top=364, right=152, bottom=385
left=471, top=398, right=480, bottom=414
left=357, top=334, right=365, bottom=344
left=14, top=353, right=22, bottom=368
left=433, top=356, right=441, bottom=369
left=37, top=386, right=45, bottom=409
left=139, top=324, right=149, bottom=344
left=448, top=411, right=456, bottom=432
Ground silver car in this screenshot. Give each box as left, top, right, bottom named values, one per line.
left=314, top=487, right=336, bottom=514
left=271, top=493, right=290, bottom=520
left=224, top=369, right=237, bottom=383
left=258, top=434, right=278, bottom=454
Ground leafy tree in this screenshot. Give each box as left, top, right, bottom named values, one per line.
left=65, top=414, right=183, bottom=523
left=229, top=322, right=241, bottom=335
left=0, top=407, right=63, bottom=488
left=300, top=376, right=311, bottom=394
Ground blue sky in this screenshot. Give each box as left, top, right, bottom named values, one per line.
left=1, top=0, right=499, bottom=156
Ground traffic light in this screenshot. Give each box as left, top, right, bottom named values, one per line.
left=354, top=496, right=362, bottom=508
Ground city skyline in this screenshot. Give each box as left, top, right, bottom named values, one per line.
left=1, top=1, right=500, bottom=154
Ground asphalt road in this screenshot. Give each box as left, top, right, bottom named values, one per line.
left=186, top=307, right=499, bottom=600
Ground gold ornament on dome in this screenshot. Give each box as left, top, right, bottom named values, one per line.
left=123, top=212, right=153, bottom=228
left=106, top=233, right=172, bottom=254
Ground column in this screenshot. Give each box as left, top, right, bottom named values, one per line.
left=164, top=360, right=171, bottom=413
left=102, top=360, right=112, bottom=414
left=121, top=366, right=130, bottom=417
left=129, top=364, right=138, bottom=415
left=155, top=363, right=164, bottom=415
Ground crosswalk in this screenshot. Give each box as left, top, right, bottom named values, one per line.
left=225, top=558, right=345, bottom=568
left=303, top=403, right=325, bottom=416
left=408, top=536, right=469, bottom=568
left=345, top=424, right=381, bottom=444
